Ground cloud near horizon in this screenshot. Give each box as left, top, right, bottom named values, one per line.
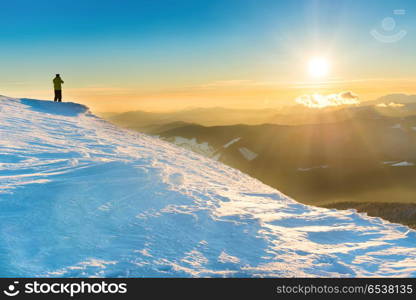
left=295, top=91, right=360, bottom=108
left=376, top=102, right=405, bottom=108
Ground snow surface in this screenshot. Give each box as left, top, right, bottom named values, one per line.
left=223, top=137, right=241, bottom=148
left=391, top=161, right=415, bottom=167
left=238, top=147, right=258, bottom=161
left=172, top=136, right=217, bottom=160
left=297, top=165, right=329, bottom=172
left=1, top=96, right=416, bottom=278
left=382, top=161, right=415, bottom=167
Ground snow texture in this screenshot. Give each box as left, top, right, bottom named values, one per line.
left=1, top=96, right=416, bottom=278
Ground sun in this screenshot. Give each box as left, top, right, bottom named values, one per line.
left=308, top=57, right=330, bottom=78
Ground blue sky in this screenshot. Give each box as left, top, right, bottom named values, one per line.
left=1, top=0, right=415, bottom=111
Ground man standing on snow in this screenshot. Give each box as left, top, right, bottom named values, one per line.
left=53, top=74, right=64, bottom=102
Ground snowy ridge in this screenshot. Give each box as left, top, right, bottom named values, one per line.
left=1, top=96, right=416, bottom=277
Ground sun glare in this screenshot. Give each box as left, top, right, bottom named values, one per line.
left=308, top=57, right=330, bottom=78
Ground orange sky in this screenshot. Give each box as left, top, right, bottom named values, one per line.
left=4, top=77, right=416, bottom=113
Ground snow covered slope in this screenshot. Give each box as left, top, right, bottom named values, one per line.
left=1, top=96, right=416, bottom=277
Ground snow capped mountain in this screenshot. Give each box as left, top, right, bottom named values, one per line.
left=1, top=96, right=416, bottom=277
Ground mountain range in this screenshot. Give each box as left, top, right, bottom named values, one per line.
left=105, top=94, right=416, bottom=228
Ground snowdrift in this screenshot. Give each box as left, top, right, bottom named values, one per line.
left=0, top=96, right=416, bottom=277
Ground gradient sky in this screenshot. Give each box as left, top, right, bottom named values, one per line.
left=1, top=0, right=416, bottom=112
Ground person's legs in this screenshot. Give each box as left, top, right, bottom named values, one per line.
left=54, top=90, right=58, bottom=102
left=57, top=90, right=62, bottom=102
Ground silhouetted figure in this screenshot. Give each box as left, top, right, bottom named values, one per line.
left=53, top=74, right=64, bottom=102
